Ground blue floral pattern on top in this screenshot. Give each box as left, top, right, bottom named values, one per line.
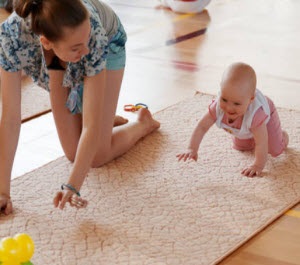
left=0, top=0, right=110, bottom=114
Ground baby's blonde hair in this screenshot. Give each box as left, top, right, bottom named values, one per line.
left=221, top=62, right=257, bottom=97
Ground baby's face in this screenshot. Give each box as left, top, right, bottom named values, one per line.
left=219, top=81, right=254, bottom=121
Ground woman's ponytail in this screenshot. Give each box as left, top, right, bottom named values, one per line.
left=14, top=0, right=88, bottom=41
left=15, top=0, right=42, bottom=19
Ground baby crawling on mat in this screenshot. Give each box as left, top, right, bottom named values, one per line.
left=177, top=62, right=289, bottom=177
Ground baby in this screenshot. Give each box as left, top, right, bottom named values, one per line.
left=177, top=62, right=289, bottom=177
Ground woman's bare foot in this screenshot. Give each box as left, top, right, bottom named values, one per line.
left=114, top=115, right=128, bottom=127
left=137, top=108, right=160, bottom=134
left=282, top=130, right=289, bottom=149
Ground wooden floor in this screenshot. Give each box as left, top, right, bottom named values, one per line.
left=1, top=0, right=300, bottom=264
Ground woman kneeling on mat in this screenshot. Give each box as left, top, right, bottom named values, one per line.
left=0, top=0, right=160, bottom=214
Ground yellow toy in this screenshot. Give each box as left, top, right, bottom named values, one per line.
left=0, top=233, right=34, bottom=265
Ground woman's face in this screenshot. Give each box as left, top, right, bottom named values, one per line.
left=47, top=18, right=91, bottom=63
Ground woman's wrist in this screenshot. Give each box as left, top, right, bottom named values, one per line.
left=61, top=183, right=81, bottom=197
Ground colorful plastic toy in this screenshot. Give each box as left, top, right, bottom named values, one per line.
left=124, top=103, right=148, bottom=112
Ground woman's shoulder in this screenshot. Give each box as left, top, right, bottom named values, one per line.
left=81, top=0, right=107, bottom=43
left=1, top=12, right=22, bottom=33
left=1, top=12, right=32, bottom=40
left=0, top=12, right=41, bottom=72
left=82, top=0, right=101, bottom=24
left=1, top=13, right=39, bottom=49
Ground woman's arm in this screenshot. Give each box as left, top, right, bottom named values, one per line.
left=67, top=70, right=105, bottom=189
left=54, top=70, right=105, bottom=209
left=0, top=68, right=22, bottom=213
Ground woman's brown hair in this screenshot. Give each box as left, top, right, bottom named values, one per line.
left=14, top=0, right=89, bottom=41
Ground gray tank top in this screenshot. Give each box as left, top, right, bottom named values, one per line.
left=88, top=0, right=119, bottom=40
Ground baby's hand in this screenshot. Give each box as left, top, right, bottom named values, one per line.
left=176, top=149, right=198, bottom=162
left=241, top=164, right=263, bottom=177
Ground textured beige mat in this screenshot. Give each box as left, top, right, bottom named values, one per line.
left=0, top=76, right=51, bottom=121
left=1, top=93, right=300, bottom=264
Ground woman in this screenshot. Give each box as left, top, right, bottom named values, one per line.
left=0, top=0, right=160, bottom=214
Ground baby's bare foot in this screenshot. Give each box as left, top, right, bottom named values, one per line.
left=282, top=130, right=289, bottom=149
left=137, top=108, right=160, bottom=134
left=114, top=115, right=128, bottom=127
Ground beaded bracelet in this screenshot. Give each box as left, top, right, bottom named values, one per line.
left=61, top=183, right=81, bottom=197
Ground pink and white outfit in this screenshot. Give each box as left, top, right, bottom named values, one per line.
left=209, top=89, right=286, bottom=157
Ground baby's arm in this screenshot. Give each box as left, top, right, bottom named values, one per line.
left=177, top=111, right=215, bottom=162
left=241, top=123, right=268, bottom=177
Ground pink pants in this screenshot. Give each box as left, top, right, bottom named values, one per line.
left=232, top=100, right=287, bottom=157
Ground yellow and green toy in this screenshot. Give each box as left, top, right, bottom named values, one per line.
left=0, top=233, right=34, bottom=265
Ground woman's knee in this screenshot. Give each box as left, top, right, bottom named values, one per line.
left=65, top=149, right=105, bottom=167
left=91, top=147, right=112, bottom=168
left=91, top=155, right=103, bottom=168
left=63, top=147, right=77, bottom=163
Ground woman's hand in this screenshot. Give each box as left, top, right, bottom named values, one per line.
left=0, top=194, right=13, bottom=215
left=53, top=190, right=88, bottom=210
